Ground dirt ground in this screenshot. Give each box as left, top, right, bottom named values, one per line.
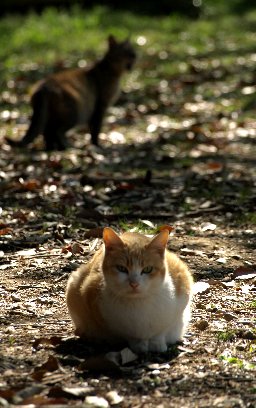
left=0, top=95, right=256, bottom=407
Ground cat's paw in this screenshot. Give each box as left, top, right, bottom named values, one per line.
left=129, top=339, right=149, bottom=353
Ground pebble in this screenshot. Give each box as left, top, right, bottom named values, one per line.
left=106, top=390, right=123, bottom=405
left=85, top=396, right=109, bottom=408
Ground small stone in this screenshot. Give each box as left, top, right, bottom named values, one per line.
left=85, top=396, right=109, bottom=408
left=106, top=390, right=123, bottom=405
left=11, top=294, right=21, bottom=302
left=213, top=396, right=244, bottom=407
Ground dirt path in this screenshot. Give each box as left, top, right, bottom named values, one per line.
left=1, top=123, right=255, bottom=407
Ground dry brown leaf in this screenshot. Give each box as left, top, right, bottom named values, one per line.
left=31, top=355, right=64, bottom=381
left=71, top=242, right=84, bottom=254
left=48, top=385, right=94, bottom=399
left=33, top=336, right=62, bottom=349
left=207, top=162, right=223, bottom=172
left=19, top=179, right=41, bottom=191
left=233, top=265, right=256, bottom=280
left=0, top=227, right=12, bottom=236
left=195, top=319, right=209, bottom=331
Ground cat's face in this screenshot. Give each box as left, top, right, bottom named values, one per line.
left=107, top=35, right=136, bottom=73
left=102, top=228, right=169, bottom=298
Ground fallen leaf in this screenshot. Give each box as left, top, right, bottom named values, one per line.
left=180, top=248, right=207, bottom=257
left=12, top=209, right=28, bottom=222
left=0, top=227, right=12, bottom=236
left=193, top=281, right=210, bottom=294
left=233, top=266, right=256, bottom=280
left=195, top=319, right=209, bottom=331
left=120, top=347, right=138, bottom=365
left=17, top=248, right=37, bottom=257
left=31, top=355, right=64, bottom=381
left=140, top=219, right=155, bottom=229
left=216, top=257, right=227, bottom=264
left=22, top=395, right=67, bottom=405
left=33, top=336, right=62, bottom=349
left=85, top=396, right=109, bottom=407
left=48, top=385, right=94, bottom=399
left=19, top=178, right=41, bottom=191
left=177, top=345, right=195, bottom=354
left=240, top=284, right=252, bottom=294
left=12, top=385, right=45, bottom=404
left=106, top=390, right=124, bottom=405
left=207, top=162, right=223, bottom=172
left=200, top=222, right=217, bottom=232
left=71, top=242, right=84, bottom=254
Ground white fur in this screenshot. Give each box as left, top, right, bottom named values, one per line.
left=100, top=272, right=190, bottom=353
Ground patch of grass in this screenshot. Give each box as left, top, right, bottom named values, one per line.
left=242, top=213, right=256, bottom=225
left=119, top=220, right=156, bottom=234
left=220, top=354, right=256, bottom=370
left=217, top=330, right=236, bottom=342
left=9, top=336, right=16, bottom=346
left=220, top=355, right=243, bottom=367
left=250, top=301, right=256, bottom=308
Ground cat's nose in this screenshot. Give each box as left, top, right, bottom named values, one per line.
left=129, top=281, right=139, bottom=289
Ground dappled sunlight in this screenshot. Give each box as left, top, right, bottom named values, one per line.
left=0, top=3, right=255, bottom=408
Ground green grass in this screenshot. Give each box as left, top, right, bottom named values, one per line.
left=1, top=6, right=256, bottom=80
left=1, top=4, right=256, bottom=144
left=220, top=354, right=255, bottom=370
left=217, top=330, right=237, bottom=342
left=119, top=220, right=157, bottom=234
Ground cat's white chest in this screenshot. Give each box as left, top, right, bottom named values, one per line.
left=100, top=278, right=185, bottom=341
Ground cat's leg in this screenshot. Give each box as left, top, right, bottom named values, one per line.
left=128, top=338, right=149, bottom=353
left=166, top=304, right=191, bottom=345
left=43, top=122, right=58, bottom=151
left=55, top=129, right=70, bottom=150
left=88, top=102, right=107, bottom=146
left=148, top=334, right=168, bottom=353
left=44, top=123, right=68, bottom=151
left=165, top=319, right=185, bottom=345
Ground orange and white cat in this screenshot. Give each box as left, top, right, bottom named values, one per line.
left=66, top=227, right=193, bottom=353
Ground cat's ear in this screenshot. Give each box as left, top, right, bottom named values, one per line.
left=103, top=227, right=124, bottom=250
left=108, top=35, right=117, bottom=48
left=147, top=229, right=169, bottom=254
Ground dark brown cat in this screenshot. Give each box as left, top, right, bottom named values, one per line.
left=7, top=35, right=136, bottom=150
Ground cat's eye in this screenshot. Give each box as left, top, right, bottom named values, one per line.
left=142, top=266, right=153, bottom=274
left=116, top=265, right=129, bottom=274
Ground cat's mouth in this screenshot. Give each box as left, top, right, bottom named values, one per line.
left=128, top=287, right=143, bottom=297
